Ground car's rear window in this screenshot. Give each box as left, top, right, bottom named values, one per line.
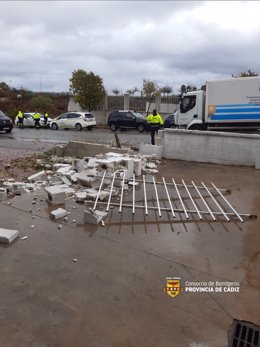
left=84, top=113, right=94, bottom=119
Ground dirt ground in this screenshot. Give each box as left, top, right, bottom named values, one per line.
left=0, top=155, right=259, bottom=347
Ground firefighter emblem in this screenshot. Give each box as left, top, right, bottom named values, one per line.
left=164, top=277, right=181, bottom=298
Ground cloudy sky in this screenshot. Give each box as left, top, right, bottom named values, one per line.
left=0, top=1, right=259, bottom=94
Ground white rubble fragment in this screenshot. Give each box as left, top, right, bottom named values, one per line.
left=75, top=192, right=87, bottom=203
left=48, top=176, right=63, bottom=186
left=84, top=208, right=108, bottom=225
left=85, top=158, right=99, bottom=169
left=28, top=171, right=47, bottom=183
left=56, top=185, right=75, bottom=197
left=31, top=225, right=35, bottom=228
left=11, top=182, right=26, bottom=195
left=144, top=169, right=158, bottom=175
left=77, top=172, right=100, bottom=188
left=73, top=258, right=78, bottom=262
left=56, top=166, right=73, bottom=175
left=72, top=219, right=76, bottom=223
left=50, top=208, right=68, bottom=220
left=72, top=159, right=85, bottom=172
left=61, top=176, right=72, bottom=186
left=105, top=152, right=124, bottom=159
left=0, top=228, right=19, bottom=244
left=58, top=225, right=62, bottom=230
left=120, top=157, right=134, bottom=179
left=145, top=162, right=157, bottom=169
left=21, top=236, right=28, bottom=240
left=45, top=186, right=66, bottom=205
left=133, top=158, right=142, bottom=176
left=83, top=188, right=109, bottom=201
left=53, top=163, right=71, bottom=171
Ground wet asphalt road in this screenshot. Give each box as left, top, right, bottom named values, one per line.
left=0, top=127, right=151, bottom=152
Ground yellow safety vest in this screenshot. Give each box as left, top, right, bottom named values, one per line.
left=33, top=113, right=40, bottom=120
left=146, top=113, right=164, bottom=125
left=18, top=111, right=24, bottom=119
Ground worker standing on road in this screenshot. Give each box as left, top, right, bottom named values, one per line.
left=43, top=111, right=48, bottom=126
left=146, top=109, right=164, bottom=145
left=17, top=110, right=24, bottom=127
left=33, top=112, right=41, bottom=128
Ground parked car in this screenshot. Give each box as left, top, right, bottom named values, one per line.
left=15, top=112, right=52, bottom=128
left=0, top=111, right=13, bottom=133
left=163, top=113, right=176, bottom=128
left=108, top=110, right=148, bottom=132
left=50, top=112, right=96, bottom=131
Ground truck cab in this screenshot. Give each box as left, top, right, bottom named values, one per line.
left=175, top=90, right=206, bottom=130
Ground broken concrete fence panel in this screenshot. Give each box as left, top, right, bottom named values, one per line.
left=133, top=158, right=142, bottom=176
left=48, top=176, right=64, bottom=186
left=56, top=185, right=75, bottom=197
left=145, top=162, right=158, bottom=170
left=45, top=186, right=66, bottom=205
left=0, top=228, right=19, bottom=244
left=28, top=171, right=47, bottom=183
left=56, top=166, right=73, bottom=175
left=84, top=209, right=108, bottom=225
left=50, top=208, right=68, bottom=220
left=77, top=172, right=99, bottom=188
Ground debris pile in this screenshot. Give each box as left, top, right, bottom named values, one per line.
left=0, top=151, right=160, bottom=233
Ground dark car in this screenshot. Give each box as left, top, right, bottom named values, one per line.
left=163, top=113, right=176, bottom=128
left=0, top=111, right=13, bottom=133
left=108, top=110, right=148, bottom=132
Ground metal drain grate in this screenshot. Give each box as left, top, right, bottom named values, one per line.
left=228, top=319, right=260, bottom=347
left=91, top=172, right=256, bottom=223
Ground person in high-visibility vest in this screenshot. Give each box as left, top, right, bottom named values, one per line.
left=146, top=109, right=164, bottom=145
left=43, top=111, right=48, bottom=126
left=17, top=110, right=24, bottom=127
left=33, top=112, right=41, bottom=128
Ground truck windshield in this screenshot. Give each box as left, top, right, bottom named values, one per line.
left=180, top=96, right=196, bottom=113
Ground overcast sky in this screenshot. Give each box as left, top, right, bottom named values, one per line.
left=0, top=1, right=259, bottom=94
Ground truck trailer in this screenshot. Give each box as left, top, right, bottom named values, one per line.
left=175, top=76, right=260, bottom=130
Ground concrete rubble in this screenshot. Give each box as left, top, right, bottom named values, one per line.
left=0, top=228, right=19, bottom=244
left=0, top=150, right=160, bottom=226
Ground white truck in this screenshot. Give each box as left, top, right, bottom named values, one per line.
left=175, top=76, right=260, bottom=130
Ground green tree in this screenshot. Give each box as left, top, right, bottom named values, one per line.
left=31, top=95, right=53, bottom=111
left=70, top=69, right=105, bottom=111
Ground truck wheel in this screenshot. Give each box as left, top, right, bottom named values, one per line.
left=189, top=124, right=204, bottom=130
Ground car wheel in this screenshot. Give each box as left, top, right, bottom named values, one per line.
left=189, top=124, right=204, bottom=131
left=5, top=129, right=12, bottom=133
left=75, top=123, right=82, bottom=131
left=137, top=124, right=145, bottom=133
left=110, top=123, right=117, bottom=131
left=51, top=123, right=58, bottom=130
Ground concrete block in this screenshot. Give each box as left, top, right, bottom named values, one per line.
left=86, top=158, right=99, bottom=169
left=133, top=158, right=142, bottom=176
left=48, top=176, right=63, bottom=186
left=53, top=163, right=71, bottom=171
left=0, top=228, right=19, bottom=244
left=105, top=152, right=124, bottom=159
left=84, top=209, right=108, bottom=225
left=50, top=208, right=68, bottom=220
left=120, top=158, right=134, bottom=179
left=45, top=186, right=66, bottom=205
left=255, top=158, right=260, bottom=170
left=28, top=170, right=46, bottom=182
left=61, top=176, right=72, bottom=186
left=84, top=188, right=109, bottom=201
left=77, top=172, right=99, bottom=188
left=72, top=159, right=84, bottom=172
left=75, top=192, right=87, bottom=203
left=56, top=185, right=75, bottom=197
left=56, top=166, right=73, bottom=175
left=145, top=162, right=157, bottom=169
left=139, top=144, right=163, bottom=159
left=11, top=182, right=26, bottom=195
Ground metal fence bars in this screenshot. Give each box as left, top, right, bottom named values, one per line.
left=92, top=172, right=254, bottom=223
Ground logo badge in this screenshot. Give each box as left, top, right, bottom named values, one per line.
left=164, top=277, right=181, bottom=298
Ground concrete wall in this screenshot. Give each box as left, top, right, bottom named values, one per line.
left=161, top=129, right=260, bottom=166
left=61, top=141, right=133, bottom=158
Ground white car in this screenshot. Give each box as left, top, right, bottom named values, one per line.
left=15, top=112, right=52, bottom=128
left=50, top=112, right=96, bottom=131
